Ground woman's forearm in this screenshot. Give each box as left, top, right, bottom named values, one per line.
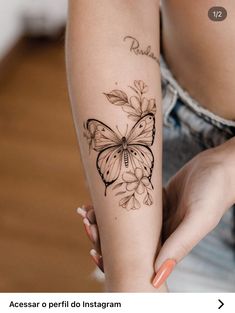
left=66, top=0, right=163, bottom=291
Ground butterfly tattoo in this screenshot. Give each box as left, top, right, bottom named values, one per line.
left=83, top=80, right=157, bottom=210
left=84, top=113, right=155, bottom=195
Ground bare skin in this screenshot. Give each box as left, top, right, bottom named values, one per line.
left=161, top=0, right=235, bottom=120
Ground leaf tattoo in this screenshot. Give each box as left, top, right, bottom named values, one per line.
left=105, top=80, right=156, bottom=121
left=103, top=90, right=128, bottom=106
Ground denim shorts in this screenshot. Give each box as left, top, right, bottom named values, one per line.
left=161, top=57, right=235, bottom=292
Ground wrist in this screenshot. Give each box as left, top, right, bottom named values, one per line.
left=215, top=137, right=235, bottom=204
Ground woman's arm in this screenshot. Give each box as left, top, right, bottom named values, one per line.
left=66, top=0, right=164, bottom=291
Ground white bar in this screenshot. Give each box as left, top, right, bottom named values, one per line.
left=0, top=293, right=233, bottom=313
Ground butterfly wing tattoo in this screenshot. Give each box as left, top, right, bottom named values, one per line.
left=85, top=113, right=155, bottom=195
left=127, top=113, right=155, bottom=181
left=85, top=119, right=123, bottom=194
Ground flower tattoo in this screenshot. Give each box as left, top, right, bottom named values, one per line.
left=114, top=168, right=153, bottom=210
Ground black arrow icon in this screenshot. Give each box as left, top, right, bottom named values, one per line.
left=218, top=299, right=224, bottom=309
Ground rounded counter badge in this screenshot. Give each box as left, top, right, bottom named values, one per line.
left=208, top=7, right=227, bottom=22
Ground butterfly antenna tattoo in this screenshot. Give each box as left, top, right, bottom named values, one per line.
left=115, top=125, right=123, bottom=138
left=124, top=124, right=129, bottom=137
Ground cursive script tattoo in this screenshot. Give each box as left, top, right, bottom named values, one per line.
left=123, top=36, right=160, bottom=65
left=84, top=80, right=157, bottom=210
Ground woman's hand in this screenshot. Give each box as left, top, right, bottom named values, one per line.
left=76, top=205, right=104, bottom=272
left=77, top=138, right=235, bottom=288
left=152, top=138, right=235, bottom=288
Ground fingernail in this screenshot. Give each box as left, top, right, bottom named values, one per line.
left=152, top=259, right=176, bottom=289
left=76, top=207, right=87, bottom=218
left=90, top=249, right=102, bottom=268
left=83, top=218, right=94, bottom=242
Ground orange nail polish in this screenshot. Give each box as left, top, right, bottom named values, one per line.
left=152, top=259, right=176, bottom=289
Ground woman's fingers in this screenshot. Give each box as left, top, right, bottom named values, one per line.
left=152, top=210, right=218, bottom=289
left=76, top=210, right=102, bottom=271
left=86, top=208, right=96, bottom=224
left=82, top=218, right=101, bottom=252
left=90, top=249, right=104, bottom=272
left=76, top=206, right=87, bottom=218
left=83, top=218, right=95, bottom=243
left=77, top=206, right=102, bottom=253
left=90, top=223, right=102, bottom=254
left=77, top=206, right=96, bottom=224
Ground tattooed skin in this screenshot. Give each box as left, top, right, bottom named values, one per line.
left=123, top=36, right=160, bottom=65
left=83, top=80, right=157, bottom=210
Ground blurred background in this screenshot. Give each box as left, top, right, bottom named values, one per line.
left=0, top=0, right=103, bottom=291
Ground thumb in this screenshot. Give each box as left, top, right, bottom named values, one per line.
left=152, top=211, right=217, bottom=289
